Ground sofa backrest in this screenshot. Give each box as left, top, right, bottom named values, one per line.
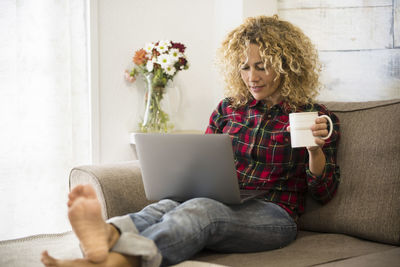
left=299, top=99, right=400, bottom=245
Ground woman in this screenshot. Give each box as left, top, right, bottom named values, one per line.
left=41, top=15, right=340, bottom=267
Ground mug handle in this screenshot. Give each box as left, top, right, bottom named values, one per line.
left=318, top=115, right=333, bottom=140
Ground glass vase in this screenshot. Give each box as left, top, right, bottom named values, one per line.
left=140, top=74, right=174, bottom=133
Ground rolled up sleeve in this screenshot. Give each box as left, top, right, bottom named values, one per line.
left=306, top=106, right=341, bottom=204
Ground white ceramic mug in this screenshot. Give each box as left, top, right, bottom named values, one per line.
left=289, top=112, right=333, bottom=148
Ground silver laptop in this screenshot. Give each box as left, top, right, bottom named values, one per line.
left=134, top=133, right=266, bottom=204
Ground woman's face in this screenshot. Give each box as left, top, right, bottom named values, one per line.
left=240, top=43, right=282, bottom=106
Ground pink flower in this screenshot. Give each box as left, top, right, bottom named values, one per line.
left=124, top=70, right=136, bottom=83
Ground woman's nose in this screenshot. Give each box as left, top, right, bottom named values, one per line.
left=248, top=68, right=259, bottom=82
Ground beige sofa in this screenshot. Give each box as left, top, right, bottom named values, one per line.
left=1, top=99, right=399, bottom=267
left=69, top=99, right=400, bottom=266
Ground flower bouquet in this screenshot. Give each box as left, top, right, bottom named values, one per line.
left=125, top=40, right=189, bottom=133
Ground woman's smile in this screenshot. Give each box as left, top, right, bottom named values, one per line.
left=249, top=85, right=265, bottom=92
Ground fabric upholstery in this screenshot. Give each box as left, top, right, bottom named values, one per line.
left=192, top=231, right=396, bottom=267
left=299, top=99, right=400, bottom=245
left=317, top=247, right=400, bottom=267
left=0, top=231, right=395, bottom=267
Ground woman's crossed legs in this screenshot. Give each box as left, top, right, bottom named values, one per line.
left=41, top=185, right=297, bottom=267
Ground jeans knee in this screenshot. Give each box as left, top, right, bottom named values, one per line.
left=145, top=199, right=180, bottom=211
left=182, top=198, right=227, bottom=216
left=184, top=197, right=225, bottom=208
left=158, top=199, right=180, bottom=207
left=164, top=198, right=226, bottom=228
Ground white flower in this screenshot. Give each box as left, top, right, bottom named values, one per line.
left=164, top=65, right=176, bottom=76
left=157, top=53, right=173, bottom=67
left=159, top=40, right=171, bottom=48
left=146, top=60, right=154, bottom=72
left=169, top=48, right=181, bottom=63
left=156, top=40, right=171, bottom=54
left=144, top=42, right=155, bottom=53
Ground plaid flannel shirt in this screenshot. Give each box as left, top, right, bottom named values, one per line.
left=205, top=98, right=340, bottom=220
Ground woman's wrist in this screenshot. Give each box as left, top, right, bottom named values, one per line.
left=307, top=147, right=325, bottom=176
left=307, top=146, right=320, bottom=152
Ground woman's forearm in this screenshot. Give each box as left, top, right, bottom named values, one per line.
left=308, top=147, right=326, bottom=176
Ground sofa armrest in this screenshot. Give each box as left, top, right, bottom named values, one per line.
left=69, top=160, right=153, bottom=220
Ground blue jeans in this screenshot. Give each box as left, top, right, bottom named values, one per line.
left=124, top=198, right=297, bottom=266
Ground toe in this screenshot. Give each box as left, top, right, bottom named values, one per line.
left=41, top=251, right=56, bottom=266
left=70, top=185, right=85, bottom=199
left=68, top=187, right=83, bottom=205
left=82, top=185, right=97, bottom=199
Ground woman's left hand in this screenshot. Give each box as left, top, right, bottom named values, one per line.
left=308, top=117, right=329, bottom=151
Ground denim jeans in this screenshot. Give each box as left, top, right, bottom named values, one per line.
left=109, top=198, right=297, bottom=267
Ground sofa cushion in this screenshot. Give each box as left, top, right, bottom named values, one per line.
left=299, top=99, right=400, bottom=245
left=317, top=247, right=400, bottom=267
left=0, top=231, right=395, bottom=267
left=193, top=231, right=396, bottom=267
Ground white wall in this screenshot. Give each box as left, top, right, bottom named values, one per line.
left=278, top=0, right=400, bottom=102
left=94, top=0, right=278, bottom=163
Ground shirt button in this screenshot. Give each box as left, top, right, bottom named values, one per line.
left=267, top=114, right=272, bottom=119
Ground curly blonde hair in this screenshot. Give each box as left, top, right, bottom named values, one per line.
left=217, top=15, right=321, bottom=109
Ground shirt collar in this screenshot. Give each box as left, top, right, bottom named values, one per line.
left=249, top=98, right=291, bottom=114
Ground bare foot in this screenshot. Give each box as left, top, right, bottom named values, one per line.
left=68, top=185, right=109, bottom=263
left=41, top=251, right=138, bottom=267
left=41, top=250, right=100, bottom=267
left=68, top=185, right=97, bottom=207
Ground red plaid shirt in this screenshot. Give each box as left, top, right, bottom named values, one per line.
left=205, top=98, right=340, bottom=220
